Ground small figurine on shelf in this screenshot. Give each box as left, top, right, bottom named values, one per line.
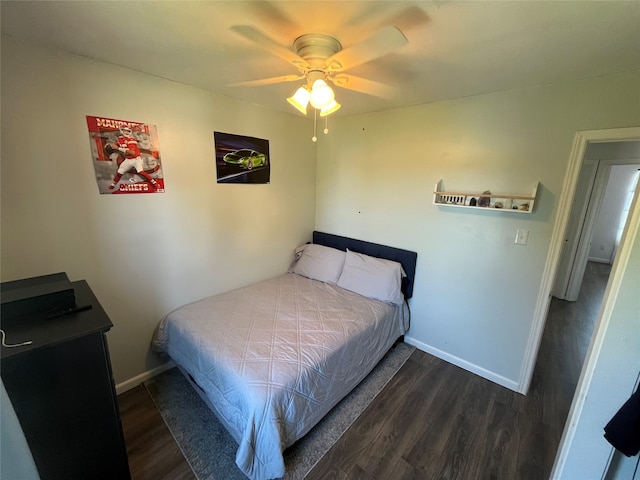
left=477, top=191, right=491, bottom=207
left=469, top=197, right=477, bottom=206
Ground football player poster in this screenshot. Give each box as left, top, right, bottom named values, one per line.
left=86, top=115, right=165, bottom=194
left=214, top=131, right=270, bottom=184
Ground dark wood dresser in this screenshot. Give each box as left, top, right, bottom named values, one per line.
left=1, top=280, right=131, bottom=479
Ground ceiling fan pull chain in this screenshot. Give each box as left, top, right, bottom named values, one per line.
left=312, top=109, right=318, bottom=142
left=324, top=115, right=329, bottom=135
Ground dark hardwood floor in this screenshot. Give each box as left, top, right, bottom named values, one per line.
left=118, top=383, right=195, bottom=480
left=118, top=261, right=610, bottom=480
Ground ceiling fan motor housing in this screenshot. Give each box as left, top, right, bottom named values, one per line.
left=293, top=34, right=342, bottom=73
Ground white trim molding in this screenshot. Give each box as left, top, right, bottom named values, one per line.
left=518, top=127, right=640, bottom=395
left=404, top=335, right=520, bottom=392
left=115, top=361, right=175, bottom=395
left=520, top=127, right=640, bottom=480
left=552, top=166, right=640, bottom=479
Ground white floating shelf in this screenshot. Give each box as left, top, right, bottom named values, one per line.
left=433, top=180, right=538, bottom=214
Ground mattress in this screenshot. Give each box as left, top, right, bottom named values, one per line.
left=153, top=272, right=408, bottom=480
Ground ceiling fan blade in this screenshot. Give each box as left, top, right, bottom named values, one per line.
left=228, top=74, right=305, bottom=87
left=230, top=25, right=308, bottom=71
left=330, top=74, right=396, bottom=99
left=326, top=26, right=408, bottom=72
left=249, top=2, right=299, bottom=33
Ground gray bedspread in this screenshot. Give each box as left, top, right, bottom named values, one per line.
left=153, top=273, right=408, bottom=480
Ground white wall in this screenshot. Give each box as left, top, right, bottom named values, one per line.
left=316, top=70, right=640, bottom=390
left=589, top=164, right=639, bottom=263
left=2, top=34, right=639, bottom=397
left=0, top=37, right=317, bottom=384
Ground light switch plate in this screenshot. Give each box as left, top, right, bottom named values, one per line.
left=515, top=229, right=529, bottom=245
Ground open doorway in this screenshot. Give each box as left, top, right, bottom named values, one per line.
left=544, top=128, right=640, bottom=479
left=520, top=130, right=640, bottom=397
left=530, top=145, right=640, bottom=431
left=600, top=165, right=640, bottom=266
left=544, top=141, right=640, bottom=419
left=525, top=143, right=640, bottom=477
left=552, top=141, right=640, bottom=302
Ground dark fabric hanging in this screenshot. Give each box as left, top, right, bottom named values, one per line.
left=604, top=386, right=640, bottom=457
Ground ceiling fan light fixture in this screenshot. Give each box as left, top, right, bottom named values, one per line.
left=309, top=79, right=334, bottom=109
left=287, top=86, right=310, bottom=114
left=320, top=99, right=341, bottom=117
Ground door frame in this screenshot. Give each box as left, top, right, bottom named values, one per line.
left=552, top=158, right=601, bottom=300
left=550, top=129, right=640, bottom=478
left=518, top=126, right=640, bottom=395
left=554, top=157, right=640, bottom=301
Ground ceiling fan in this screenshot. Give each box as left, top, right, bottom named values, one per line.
left=229, top=25, right=408, bottom=116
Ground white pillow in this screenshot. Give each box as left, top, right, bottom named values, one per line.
left=337, top=249, right=405, bottom=305
left=293, top=244, right=346, bottom=284
left=287, top=244, right=309, bottom=273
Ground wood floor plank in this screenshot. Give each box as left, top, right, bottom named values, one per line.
left=304, top=463, right=347, bottom=480
left=388, top=456, right=420, bottom=480
left=455, top=377, right=500, bottom=480
left=479, top=400, right=520, bottom=480
left=309, top=355, right=429, bottom=477
left=343, top=464, right=376, bottom=480
left=118, top=385, right=195, bottom=480
left=356, top=355, right=450, bottom=479
left=427, top=375, right=495, bottom=480
left=404, top=363, right=472, bottom=477
left=516, top=418, right=558, bottom=480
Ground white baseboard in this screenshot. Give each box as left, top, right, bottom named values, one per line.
left=588, top=257, right=611, bottom=264
left=115, top=361, right=175, bottom=395
left=404, top=335, right=520, bottom=392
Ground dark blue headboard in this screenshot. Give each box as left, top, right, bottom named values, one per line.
left=312, top=231, right=418, bottom=299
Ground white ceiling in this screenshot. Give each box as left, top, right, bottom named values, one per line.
left=2, top=1, right=639, bottom=117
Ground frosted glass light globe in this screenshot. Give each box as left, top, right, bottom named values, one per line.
left=309, top=80, right=334, bottom=109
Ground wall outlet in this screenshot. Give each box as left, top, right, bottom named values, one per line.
left=515, top=229, right=529, bottom=245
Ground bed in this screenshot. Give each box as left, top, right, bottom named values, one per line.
left=152, top=231, right=417, bottom=480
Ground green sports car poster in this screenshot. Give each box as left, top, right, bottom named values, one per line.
left=214, top=131, right=270, bottom=184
